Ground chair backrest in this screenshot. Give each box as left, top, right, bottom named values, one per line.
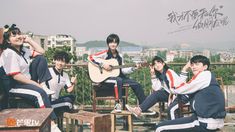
left=0, top=67, right=7, bottom=101
left=0, top=79, right=4, bottom=101
left=0, top=66, right=10, bottom=110
left=0, top=28, right=3, bottom=44
left=0, top=66, right=13, bottom=92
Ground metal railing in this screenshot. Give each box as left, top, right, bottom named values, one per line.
left=59, top=62, right=235, bottom=107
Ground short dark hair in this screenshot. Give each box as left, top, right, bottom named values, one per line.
left=53, top=51, right=70, bottom=63
left=106, top=34, right=120, bottom=45
left=152, top=56, right=169, bottom=79
left=190, top=55, right=210, bottom=69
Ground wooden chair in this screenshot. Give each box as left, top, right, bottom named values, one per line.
left=64, top=111, right=111, bottom=132
left=8, top=95, right=36, bottom=108
left=158, top=101, right=167, bottom=120
left=92, top=83, right=129, bottom=112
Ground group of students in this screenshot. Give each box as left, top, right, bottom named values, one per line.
left=0, top=24, right=226, bottom=132
left=89, top=34, right=226, bottom=131
left=0, top=24, right=76, bottom=132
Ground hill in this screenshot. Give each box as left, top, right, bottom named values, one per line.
left=77, top=40, right=140, bottom=48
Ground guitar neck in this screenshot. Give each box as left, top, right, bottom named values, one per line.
left=112, top=64, right=136, bottom=69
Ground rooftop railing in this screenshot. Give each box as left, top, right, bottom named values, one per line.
left=58, top=62, right=235, bottom=108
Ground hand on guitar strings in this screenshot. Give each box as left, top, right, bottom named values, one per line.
left=102, top=63, right=113, bottom=71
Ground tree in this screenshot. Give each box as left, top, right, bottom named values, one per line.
left=210, top=54, right=220, bottom=63
left=45, top=46, right=77, bottom=64
left=173, top=57, right=187, bottom=63
left=82, top=54, right=88, bottom=62
left=157, top=51, right=167, bottom=60
left=44, top=47, right=57, bottom=63
left=212, top=67, right=234, bottom=85
left=123, top=53, right=131, bottom=63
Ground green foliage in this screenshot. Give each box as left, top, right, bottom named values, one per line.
left=127, top=67, right=152, bottom=104
left=210, top=54, right=220, bottom=63
left=123, top=54, right=133, bottom=63
left=45, top=46, right=77, bottom=64
left=173, top=58, right=187, bottom=63
left=212, top=67, right=234, bottom=85
left=157, top=51, right=167, bottom=60
left=82, top=54, right=88, bottom=62
left=44, top=47, right=56, bottom=63
left=49, top=57, right=234, bottom=106
left=59, top=66, right=93, bottom=105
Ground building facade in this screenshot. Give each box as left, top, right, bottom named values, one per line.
left=48, top=34, right=76, bottom=53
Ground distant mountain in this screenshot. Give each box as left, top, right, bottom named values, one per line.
left=76, top=40, right=235, bottom=51
left=77, top=40, right=140, bottom=48
left=154, top=41, right=235, bottom=50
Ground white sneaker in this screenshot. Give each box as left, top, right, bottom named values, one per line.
left=114, top=103, right=122, bottom=112
left=51, top=124, right=61, bottom=132
left=42, top=85, right=55, bottom=95
left=73, top=104, right=79, bottom=110
left=141, top=110, right=156, bottom=116
left=125, top=104, right=141, bottom=117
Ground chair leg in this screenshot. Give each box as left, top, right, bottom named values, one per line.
left=123, top=86, right=128, bottom=110
left=93, top=100, right=96, bottom=112
left=92, top=84, right=129, bottom=112
left=122, top=97, right=126, bottom=110
left=92, top=88, right=97, bottom=112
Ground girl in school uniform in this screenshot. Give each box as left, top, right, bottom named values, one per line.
left=126, top=56, right=190, bottom=120
left=0, top=24, right=60, bottom=132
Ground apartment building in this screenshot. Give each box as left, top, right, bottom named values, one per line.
left=23, top=33, right=48, bottom=50
left=48, top=34, right=76, bottom=53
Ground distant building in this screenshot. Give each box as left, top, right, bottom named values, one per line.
left=220, top=52, right=233, bottom=62
left=88, top=47, right=107, bottom=55
left=191, top=50, right=210, bottom=58
left=143, top=48, right=157, bottom=58
left=178, top=50, right=193, bottom=60
left=166, top=51, right=177, bottom=62
left=202, top=49, right=211, bottom=58
left=23, top=33, right=48, bottom=50
left=33, top=35, right=49, bottom=50
left=132, top=56, right=143, bottom=63
left=143, top=48, right=168, bottom=58
left=48, top=34, right=76, bottom=53
left=88, top=46, right=143, bottom=57
left=119, top=46, right=143, bottom=58
left=76, top=46, right=88, bottom=57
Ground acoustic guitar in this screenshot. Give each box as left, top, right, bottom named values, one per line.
left=88, top=58, right=147, bottom=83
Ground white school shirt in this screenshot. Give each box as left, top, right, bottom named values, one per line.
left=151, top=69, right=188, bottom=92
left=48, top=67, right=72, bottom=101
left=0, top=47, right=35, bottom=79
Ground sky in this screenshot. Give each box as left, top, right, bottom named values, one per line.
left=1, top=0, right=235, bottom=48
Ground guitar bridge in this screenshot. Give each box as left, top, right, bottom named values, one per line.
left=98, top=65, right=103, bottom=74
